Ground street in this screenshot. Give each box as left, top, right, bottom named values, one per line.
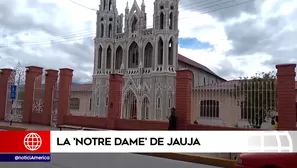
left=0, top=153, right=222, bottom=168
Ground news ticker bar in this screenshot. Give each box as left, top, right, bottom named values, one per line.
left=1, top=131, right=297, bottom=153
left=0, top=154, right=50, bottom=162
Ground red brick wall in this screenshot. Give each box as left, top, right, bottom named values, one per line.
left=64, top=115, right=112, bottom=128
left=63, top=115, right=168, bottom=130
left=61, top=64, right=297, bottom=131
left=115, top=119, right=167, bottom=130
left=0, top=64, right=296, bottom=130
left=23, top=66, right=43, bottom=124
left=187, top=124, right=255, bottom=130
left=0, top=69, right=12, bottom=121
left=276, top=64, right=296, bottom=130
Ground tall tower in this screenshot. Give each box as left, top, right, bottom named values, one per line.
left=91, top=0, right=123, bottom=116
left=151, top=0, right=179, bottom=119
left=153, top=0, right=179, bottom=70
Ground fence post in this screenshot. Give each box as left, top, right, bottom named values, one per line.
left=107, top=73, right=124, bottom=129
left=276, top=64, right=296, bottom=130
left=43, top=69, right=59, bottom=125
left=23, top=66, right=43, bottom=124
left=0, top=69, right=13, bottom=120
left=57, top=68, right=73, bottom=126
left=176, top=69, right=193, bottom=130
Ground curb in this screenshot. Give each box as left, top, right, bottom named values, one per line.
left=0, top=126, right=27, bottom=130
left=138, top=153, right=235, bottom=168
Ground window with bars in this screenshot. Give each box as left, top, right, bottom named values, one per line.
left=70, top=98, right=80, bottom=110
left=200, top=100, right=219, bottom=118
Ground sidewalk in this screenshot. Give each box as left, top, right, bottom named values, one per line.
left=0, top=121, right=109, bottom=130
left=0, top=121, right=59, bottom=130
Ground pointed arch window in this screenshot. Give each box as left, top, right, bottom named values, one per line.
left=109, top=0, right=112, bottom=11
left=131, top=17, right=138, bottom=33
left=157, top=38, right=163, bottom=65
left=89, top=99, right=92, bottom=111
left=96, top=96, right=99, bottom=106
left=144, top=42, right=153, bottom=68
left=115, top=46, right=123, bottom=69
left=108, top=24, right=112, bottom=38
left=106, top=46, right=112, bottom=69
left=100, top=24, right=104, bottom=38
left=97, top=46, right=102, bottom=69
left=160, top=12, right=164, bottom=29
left=128, top=42, right=139, bottom=68
left=169, top=12, right=173, bottom=29
left=156, top=97, right=161, bottom=109
left=116, top=19, right=121, bottom=33
left=141, top=97, right=149, bottom=120
left=168, top=38, right=173, bottom=65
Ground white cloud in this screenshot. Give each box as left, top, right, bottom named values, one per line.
left=0, top=0, right=296, bottom=83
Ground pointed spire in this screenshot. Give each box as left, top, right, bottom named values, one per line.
left=132, top=0, right=138, bottom=7
left=141, top=0, right=145, bottom=11
left=125, top=1, right=129, bottom=10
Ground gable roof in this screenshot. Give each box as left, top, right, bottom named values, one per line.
left=177, top=54, right=226, bottom=81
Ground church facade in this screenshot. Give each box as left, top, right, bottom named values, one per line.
left=90, top=0, right=225, bottom=121
left=92, top=0, right=179, bottom=120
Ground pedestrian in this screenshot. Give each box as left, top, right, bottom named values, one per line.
left=168, top=108, right=177, bottom=130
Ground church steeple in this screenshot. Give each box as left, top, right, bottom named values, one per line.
left=100, top=0, right=116, bottom=12
left=141, top=0, right=145, bottom=11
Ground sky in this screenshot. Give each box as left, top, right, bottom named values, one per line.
left=0, top=0, right=297, bottom=83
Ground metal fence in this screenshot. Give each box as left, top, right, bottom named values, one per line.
left=5, top=63, right=26, bottom=122
left=192, top=78, right=277, bottom=129
left=32, top=74, right=45, bottom=113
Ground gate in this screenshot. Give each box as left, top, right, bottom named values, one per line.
left=32, top=74, right=45, bottom=113
left=51, top=81, right=59, bottom=126
left=4, top=62, right=26, bottom=122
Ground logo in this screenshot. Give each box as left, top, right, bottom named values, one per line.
left=23, top=132, right=42, bottom=151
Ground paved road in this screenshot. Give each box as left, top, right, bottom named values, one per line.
left=0, top=154, right=222, bottom=168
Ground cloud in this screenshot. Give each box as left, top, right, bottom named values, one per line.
left=178, top=0, right=297, bottom=78
left=0, top=0, right=67, bottom=36
left=223, top=0, right=297, bottom=69
left=180, top=0, right=260, bottom=21
left=0, top=0, right=296, bottom=83
left=0, top=0, right=96, bottom=83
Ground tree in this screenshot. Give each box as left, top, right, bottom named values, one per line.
left=235, top=71, right=277, bottom=128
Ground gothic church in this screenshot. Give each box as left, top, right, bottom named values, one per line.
left=91, top=0, right=179, bottom=120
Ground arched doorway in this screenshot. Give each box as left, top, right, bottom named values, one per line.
left=123, top=90, right=137, bottom=119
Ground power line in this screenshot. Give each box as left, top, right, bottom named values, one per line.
left=22, top=29, right=94, bottom=42
left=66, top=0, right=97, bottom=11
left=1, top=0, right=251, bottom=47
left=0, top=0, right=254, bottom=49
